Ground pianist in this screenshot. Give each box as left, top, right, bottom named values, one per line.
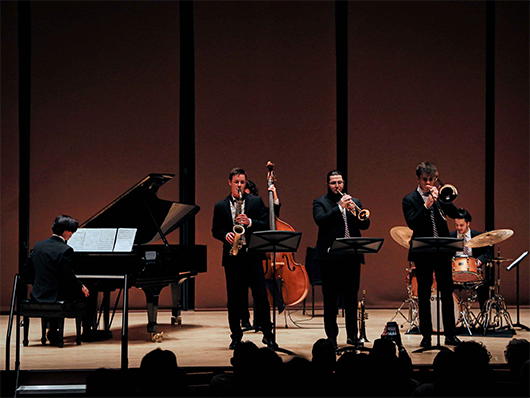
left=212, top=168, right=277, bottom=350
left=23, top=215, right=90, bottom=345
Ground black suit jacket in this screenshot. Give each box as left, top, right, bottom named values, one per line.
left=402, top=190, right=460, bottom=262
left=23, top=236, right=83, bottom=302
left=212, top=193, right=269, bottom=264
left=313, top=194, right=370, bottom=262
left=449, top=230, right=493, bottom=265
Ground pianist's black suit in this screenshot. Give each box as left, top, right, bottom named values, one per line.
left=212, top=193, right=273, bottom=343
left=23, top=235, right=84, bottom=302
left=402, top=190, right=461, bottom=339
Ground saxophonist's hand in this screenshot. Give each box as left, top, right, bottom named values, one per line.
left=226, top=232, right=235, bottom=244
left=235, top=214, right=250, bottom=226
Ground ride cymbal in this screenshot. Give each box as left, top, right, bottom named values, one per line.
left=465, top=229, right=514, bottom=248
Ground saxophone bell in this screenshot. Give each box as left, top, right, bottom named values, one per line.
left=229, top=188, right=245, bottom=256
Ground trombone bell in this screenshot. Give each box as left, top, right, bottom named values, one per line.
left=438, top=184, right=458, bottom=204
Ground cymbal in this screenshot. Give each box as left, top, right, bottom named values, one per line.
left=465, top=229, right=514, bottom=248
left=390, top=226, right=413, bottom=249
left=490, top=256, right=513, bottom=263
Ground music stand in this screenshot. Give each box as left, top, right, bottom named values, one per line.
left=506, top=251, right=530, bottom=331
left=247, top=230, right=302, bottom=355
left=328, top=237, right=384, bottom=354
left=328, top=237, right=384, bottom=255
left=410, top=237, right=463, bottom=354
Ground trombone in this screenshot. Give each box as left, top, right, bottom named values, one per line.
left=430, top=177, right=458, bottom=221
left=337, top=189, right=370, bottom=220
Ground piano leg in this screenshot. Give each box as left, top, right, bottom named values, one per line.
left=171, top=283, right=182, bottom=326
left=142, top=286, right=164, bottom=342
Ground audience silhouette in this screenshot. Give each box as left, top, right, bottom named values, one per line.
left=83, top=336, right=525, bottom=398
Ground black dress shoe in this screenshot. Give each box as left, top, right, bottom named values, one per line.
left=346, top=337, right=359, bottom=346
left=444, top=335, right=462, bottom=346
left=262, top=335, right=278, bottom=349
left=420, top=336, right=432, bottom=348
left=327, top=338, right=338, bottom=350
left=241, top=321, right=252, bottom=329
left=229, top=339, right=240, bottom=350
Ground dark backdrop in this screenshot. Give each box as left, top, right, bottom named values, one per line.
left=2, top=1, right=528, bottom=311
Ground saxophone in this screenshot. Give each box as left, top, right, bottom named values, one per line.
left=358, top=290, right=369, bottom=343
left=229, top=188, right=245, bottom=256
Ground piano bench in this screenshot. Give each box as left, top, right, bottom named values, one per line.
left=19, top=300, right=86, bottom=348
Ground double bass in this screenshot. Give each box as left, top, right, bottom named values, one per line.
left=263, top=161, right=310, bottom=308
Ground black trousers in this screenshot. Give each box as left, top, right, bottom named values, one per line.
left=415, top=255, right=455, bottom=337
left=224, top=253, right=272, bottom=341
left=320, top=255, right=361, bottom=341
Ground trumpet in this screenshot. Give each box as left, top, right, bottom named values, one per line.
left=337, top=189, right=370, bottom=220
left=229, top=188, right=245, bottom=256
left=358, top=290, right=369, bottom=343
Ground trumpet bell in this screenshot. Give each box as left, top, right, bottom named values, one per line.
left=359, top=209, right=370, bottom=221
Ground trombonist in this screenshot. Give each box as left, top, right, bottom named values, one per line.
left=402, top=162, right=462, bottom=348
left=313, top=170, right=370, bottom=349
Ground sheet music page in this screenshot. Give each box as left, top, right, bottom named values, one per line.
left=113, top=228, right=137, bottom=252
left=67, top=229, right=86, bottom=251
left=85, top=229, right=117, bottom=252
left=68, top=229, right=117, bottom=252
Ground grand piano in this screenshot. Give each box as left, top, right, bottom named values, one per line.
left=72, top=173, right=207, bottom=342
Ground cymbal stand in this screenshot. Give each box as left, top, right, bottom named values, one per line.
left=478, top=253, right=514, bottom=335
left=454, top=284, right=480, bottom=335
left=390, top=266, right=419, bottom=333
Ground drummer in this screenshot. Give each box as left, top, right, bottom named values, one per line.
left=450, top=208, right=493, bottom=309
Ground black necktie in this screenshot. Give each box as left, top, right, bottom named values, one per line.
left=423, top=192, right=438, bottom=237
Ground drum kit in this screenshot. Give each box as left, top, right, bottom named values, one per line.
left=390, top=226, right=515, bottom=335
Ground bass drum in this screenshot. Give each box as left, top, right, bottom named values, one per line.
left=428, top=292, right=460, bottom=333
left=408, top=268, right=437, bottom=299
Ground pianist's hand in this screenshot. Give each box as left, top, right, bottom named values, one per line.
left=81, top=285, right=90, bottom=297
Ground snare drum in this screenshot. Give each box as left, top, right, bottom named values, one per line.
left=452, top=255, right=482, bottom=284
left=428, top=292, right=460, bottom=333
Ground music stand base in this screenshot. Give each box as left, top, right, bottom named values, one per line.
left=336, top=343, right=371, bottom=355
left=513, top=323, right=530, bottom=332
left=412, top=345, right=452, bottom=354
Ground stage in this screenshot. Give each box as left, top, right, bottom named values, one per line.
left=3, top=307, right=529, bottom=371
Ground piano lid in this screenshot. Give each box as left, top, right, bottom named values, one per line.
left=80, top=173, right=200, bottom=245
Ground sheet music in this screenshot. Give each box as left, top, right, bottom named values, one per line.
left=113, top=228, right=137, bottom=252
left=68, top=228, right=137, bottom=252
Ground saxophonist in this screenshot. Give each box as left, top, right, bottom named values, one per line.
left=212, top=167, right=276, bottom=350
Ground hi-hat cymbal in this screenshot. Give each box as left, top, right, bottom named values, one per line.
left=390, top=226, right=413, bottom=249
left=466, top=229, right=514, bottom=248
left=490, top=256, right=513, bottom=263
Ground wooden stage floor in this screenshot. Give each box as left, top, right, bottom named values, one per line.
left=2, top=307, right=529, bottom=371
